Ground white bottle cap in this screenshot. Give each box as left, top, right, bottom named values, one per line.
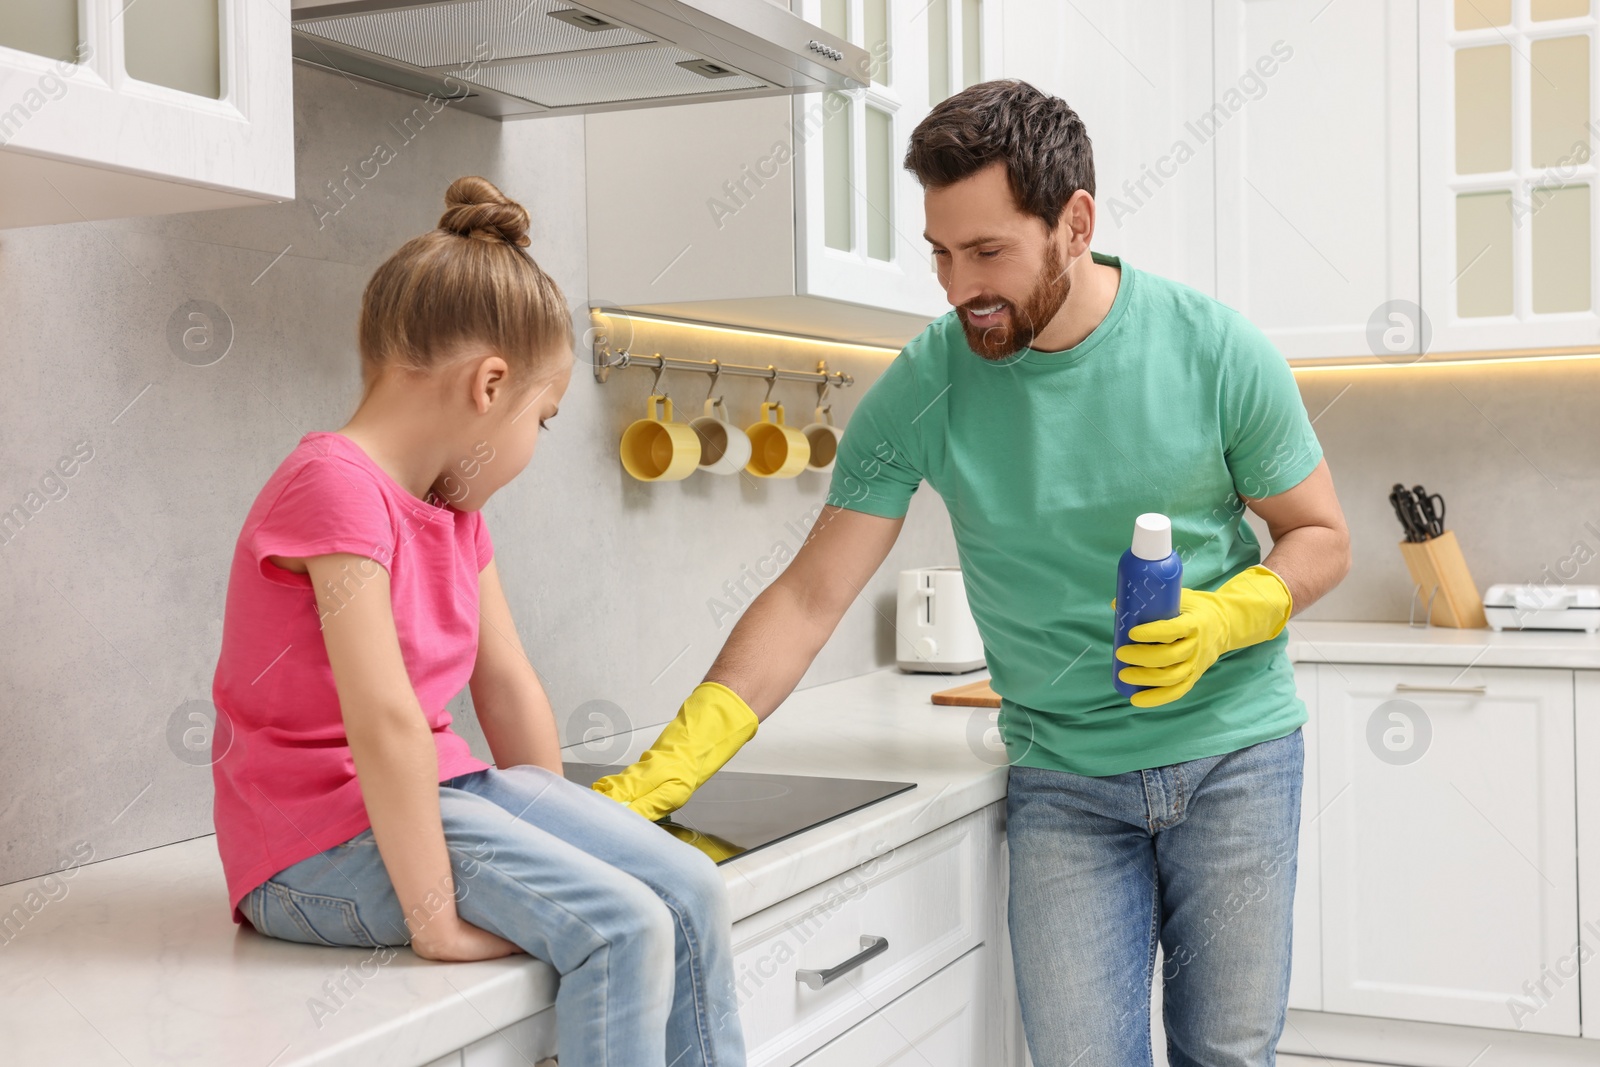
left=1131, top=513, right=1172, bottom=561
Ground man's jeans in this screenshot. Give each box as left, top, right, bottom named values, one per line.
left=242, top=764, right=747, bottom=1067
left=1006, top=728, right=1303, bottom=1067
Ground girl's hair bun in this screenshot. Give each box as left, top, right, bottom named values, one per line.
left=439, top=175, right=531, bottom=248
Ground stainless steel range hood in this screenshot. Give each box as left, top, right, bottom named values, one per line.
left=289, top=0, right=870, bottom=119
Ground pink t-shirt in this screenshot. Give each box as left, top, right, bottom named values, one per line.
left=211, top=431, right=493, bottom=924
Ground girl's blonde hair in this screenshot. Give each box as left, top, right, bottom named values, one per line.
left=357, top=176, right=571, bottom=394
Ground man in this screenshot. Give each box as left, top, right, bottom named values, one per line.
left=594, top=79, right=1350, bottom=1067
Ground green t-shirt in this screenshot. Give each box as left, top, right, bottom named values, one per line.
left=824, top=252, right=1323, bottom=776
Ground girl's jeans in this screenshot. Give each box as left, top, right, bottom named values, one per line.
left=241, top=763, right=748, bottom=1067
left=1006, top=728, right=1304, bottom=1067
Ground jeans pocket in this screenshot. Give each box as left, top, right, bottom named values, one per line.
left=252, top=880, right=383, bottom=948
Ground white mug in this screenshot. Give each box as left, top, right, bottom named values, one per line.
left=801, top=405, right=843, bottom=473
left=689, top=397, right=753, bottom=476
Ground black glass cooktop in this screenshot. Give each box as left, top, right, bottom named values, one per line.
left=563, top=762, right=917, bottom=865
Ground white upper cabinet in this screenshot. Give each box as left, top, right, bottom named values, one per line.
left=586, top=0, right=1001, bottom=347
left=1421, top=0, right=1600, bottom=352
left=1213, top=0, right=1420, bottom=361
left=998, top=0, right=1215, bottom=296
left=0, top=0, right=293, bottom=229
left=796, top=0, right=934, bottom=321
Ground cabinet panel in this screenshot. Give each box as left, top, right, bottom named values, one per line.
left=459, top=1007, right=556, bottom=1066
left=735, top=804, right=995, bottom=1067
left=585, top=0, right=982, bottom=344
left=0, top=0, right=294, bottom=228
left=585, top=94, right=799, bottom=307
left=1574, top=670, right=1600, bottom=1039
left=1420, top=2, right=1600, bottom=351
left=795, top=945, right=986, bottom=1066
left=998, top=0, right=1215, bottom=295
left=1316, top=664, right=1578, bottom=1034
left=1214, top=0, right=1420, bottom=360
left=795, top=0, right=950, bottom=320
left=1288, top=662, right=1321, bottom=1011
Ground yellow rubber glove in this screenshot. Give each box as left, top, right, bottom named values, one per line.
left=1113, top=564, right=1293, bottom=709
left=660, top=821, right=745, bottom=862
left=590, top=681, right=758, bottom=822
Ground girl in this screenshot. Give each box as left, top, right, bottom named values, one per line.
left=210, top=176, right=747, bottom=1067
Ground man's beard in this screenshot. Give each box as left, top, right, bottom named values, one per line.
left=957, top=241, right=1073, bottom=361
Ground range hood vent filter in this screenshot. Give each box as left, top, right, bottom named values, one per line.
left=460, top=45, right=764, bottom=106
left=297, top=0, right=653, bottom=70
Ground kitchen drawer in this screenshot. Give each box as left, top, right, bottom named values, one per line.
left=459, top=1006, right=556, bottom=1065
left=794, top=944, right=988, bottom=1066
left=732, top=804, right=1000, bottom=1067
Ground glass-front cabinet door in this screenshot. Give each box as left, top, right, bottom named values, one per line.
left=795, top=0, right=999, bottom=321
left=1421, top=0, right=1599, bottom=352
left=0, top=0, right=292, bottom=228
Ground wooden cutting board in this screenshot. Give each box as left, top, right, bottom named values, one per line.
left=931, top=678, right=999, bottom=708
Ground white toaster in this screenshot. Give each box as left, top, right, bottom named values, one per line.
left=896, top=567, right=986, bottom=673
left=1484, top=583, right=1600, bottom=632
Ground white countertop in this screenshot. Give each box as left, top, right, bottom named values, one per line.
left=1286, top=619, right=1600, bottom=669
left=0, top=668, right=1004, bottom=1067
left=10, top=622, right=1596, bottom=1066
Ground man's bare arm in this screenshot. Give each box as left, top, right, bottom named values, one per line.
left=704, top=505, right=906, bottom=722
left=1245, top=458, right=1351, bottom=615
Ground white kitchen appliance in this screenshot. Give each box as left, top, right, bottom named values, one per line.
left=896, top=567, right=986, bottom=674
left=1483, top=583, right=1600, bottom=632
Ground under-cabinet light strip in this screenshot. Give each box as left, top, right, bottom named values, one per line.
left=592, top=310, right=903, bottom=355
left=1291, top=351, right=1600, bottom=373
left=596, top=312, right=1600, bottom=371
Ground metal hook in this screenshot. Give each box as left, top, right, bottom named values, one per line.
left=705, top=359, right=722, bottom=404
left=762, top=365, right=779, bottom=403
left=649, top=357, right=666, bottom=397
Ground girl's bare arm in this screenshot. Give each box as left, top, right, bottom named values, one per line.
left=301, top=551, right=521, bottom=962
left=467, top=559, right=563, bottom=773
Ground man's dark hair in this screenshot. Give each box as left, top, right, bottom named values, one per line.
left=904, top=79, right=1095, bottom=231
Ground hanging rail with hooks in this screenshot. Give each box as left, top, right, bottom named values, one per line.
left=590, top=332, right=855, bottom=393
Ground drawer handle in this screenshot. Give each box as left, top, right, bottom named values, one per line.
left=1394, top=683, right=1487, bottom=695
left=795, top=934, right=889, bottom=990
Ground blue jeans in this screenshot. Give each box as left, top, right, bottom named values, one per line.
left=242, top=764, right=747, bottom=1067
left=1006, top=728, right=1303, bottom=1067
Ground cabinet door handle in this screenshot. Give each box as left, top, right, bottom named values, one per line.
left=1394, top=683, right=1488, bottom=695
left=795, top=934, right=889, bottom=989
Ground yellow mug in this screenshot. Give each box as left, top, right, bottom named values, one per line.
left=745, top=401, right=811, bottom=478
left=620, top=395, right=701, bottom=481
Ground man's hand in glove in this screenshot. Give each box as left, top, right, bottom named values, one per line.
left=1113, top=564, right=1293, bottom=708
left=591, top=681, right=758, bottom=822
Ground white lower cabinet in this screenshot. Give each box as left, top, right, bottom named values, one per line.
left=732, top=804, right=1005, bottom=1067
left=457, top=1008, right=556, bottom=1066
left=1315, top=663, right=1578, bottom=1035
left=433, top=802, right=1016, bottom=1067
left=1287, top=662, right=1322, bottom=1011
left=1574, top=670, right=1600, bottom=1041
left=794, top=945, right=988, bottom=1066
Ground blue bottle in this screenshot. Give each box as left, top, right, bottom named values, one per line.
left=1113, top=513, right=1183, bottom=699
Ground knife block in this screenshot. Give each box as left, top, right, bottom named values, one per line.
left=1398, top=531, right=1487, bottom=628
